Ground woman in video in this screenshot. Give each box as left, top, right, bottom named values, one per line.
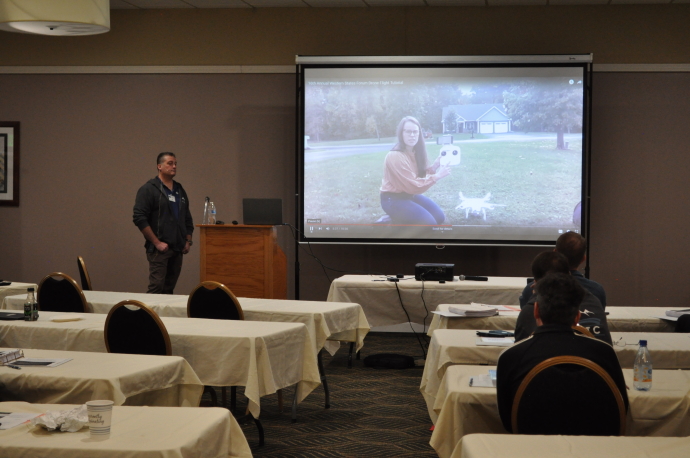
left=380, top=116, right=451, bottom=224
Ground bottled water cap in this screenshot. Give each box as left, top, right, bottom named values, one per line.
left=639, top=340, right=647, bottom=346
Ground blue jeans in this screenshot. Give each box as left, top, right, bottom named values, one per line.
left=381, top=192, right=445, bottom=225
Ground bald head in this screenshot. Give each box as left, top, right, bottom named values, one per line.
left=555, top=232, right=587, bottom=270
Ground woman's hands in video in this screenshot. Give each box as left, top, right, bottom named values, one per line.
left=434, top=165, right=451, bottom=181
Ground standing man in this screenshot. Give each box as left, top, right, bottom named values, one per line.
left=133, top=152, right=193, bottom=294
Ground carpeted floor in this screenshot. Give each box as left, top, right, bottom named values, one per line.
left=205, top=332, right=438, bottom=457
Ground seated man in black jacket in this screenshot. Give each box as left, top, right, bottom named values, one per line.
left=515, top=251, right=611, bottom=345
left=497, top=272, right=628, bottom=433
left=519, top=232, right=607, bottom=309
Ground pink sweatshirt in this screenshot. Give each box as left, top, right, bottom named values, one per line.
left=380, top=150, right=437, bottom=195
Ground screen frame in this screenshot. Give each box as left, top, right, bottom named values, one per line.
left=296, top=55, right=593, bottom=247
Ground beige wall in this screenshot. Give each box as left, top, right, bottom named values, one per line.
left=0, top=6, right=688, bottom=66
left=1, top=5, right=689, bottom=305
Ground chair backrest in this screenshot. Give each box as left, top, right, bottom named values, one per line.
left=77, top=256, right=92, bottom=291
left=676, top=314, right=690, bottom=333
left=572, top=325, right=595, bottom=338
left=37, top=272, right=88, bottom=313
left=187, top=281, right=244, bottom=321
left=511, top=356, right=626, bottom=436
left=104, top=300, right=172, bottom=356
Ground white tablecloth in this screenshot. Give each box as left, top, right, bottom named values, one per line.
left=0, top=312, right=320, bottom=418
left=421, top=329, right=690, bottom=422
left=3, top=291, right=370, bottom=355
left=0, top=401, right=251, bottom=458
left=0, top=347, right=202, bottom=407
left=457, top=434, right=690, bottom=458
left=327, top=275, right=528, bottom=327
left=0, top=282, right=38, bottom=303
left=430, top=365, right=690, bottom=458
left=428, top=304, right=680, bottom=334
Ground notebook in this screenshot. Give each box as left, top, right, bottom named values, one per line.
left=243, top=198, right=283, bottom=225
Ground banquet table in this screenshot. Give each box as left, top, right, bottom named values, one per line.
left=0, top=347, right=202, bottom=407
left=428, top=304, right=679, bottom=334
left=2, top=291, right=370, bottom=355
left=430, top=365, right=690, bottom=458
left=327, top=275, right=528, bottom=327
left=456, top=434, right=690, bottom=458
left=0, top=311, right=321, bottom=418
left=420, top=329, right=690, bottom=422
left=0, top=401, right=251, bottom=458
left=0, top=281, right=38, bottom=303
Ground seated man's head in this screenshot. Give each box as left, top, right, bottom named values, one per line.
left=531, top=251, right=570, bottom=281
left=534, top=272, right=585, bottom=327
left=555, top=231, right=587, bottom=270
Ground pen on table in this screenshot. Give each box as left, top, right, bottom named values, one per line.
left=5, top=364, right=21, bottom=370
left=469, top=377, right=473, bottom=387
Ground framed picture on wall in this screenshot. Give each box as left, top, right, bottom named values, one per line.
left=0, top=122, right=20, bottom=206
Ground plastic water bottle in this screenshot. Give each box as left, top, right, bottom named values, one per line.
left=208, top=202, right=217, bottom=225
left=202, top=197, right=210, bottom=225
left=24, top=287, right=36, bottom=321
left=633, top=340, right=652, bottom=391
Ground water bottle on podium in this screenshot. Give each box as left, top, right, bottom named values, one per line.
left=208, top=202, right=217, bottom=225
left=633, top=339, right=652, bottom=391
left=202, top=197, right=210, bottom=225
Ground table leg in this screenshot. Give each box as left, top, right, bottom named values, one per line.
left=317, top=349, right=331, bottom=409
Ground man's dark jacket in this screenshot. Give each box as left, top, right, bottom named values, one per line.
left=133, top=178, right=193, bottom=252
left=514, top=289, right=612, bottom=346
left=496, top=324, right=628, bottom=433
left=519, top=270, right=607, bottom=310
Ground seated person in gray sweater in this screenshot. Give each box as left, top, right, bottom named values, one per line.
left=515, top=251, right=612, bottom=345
left=519, top=232, right=607, bottom=310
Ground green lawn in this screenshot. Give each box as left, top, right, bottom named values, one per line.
left=304, top=137, right=582, bottom=227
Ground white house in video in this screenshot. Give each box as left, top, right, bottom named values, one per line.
left=442, top=104, right=512, bottom=134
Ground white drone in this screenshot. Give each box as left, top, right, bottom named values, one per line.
left=455, top=192, right=505, bottom=220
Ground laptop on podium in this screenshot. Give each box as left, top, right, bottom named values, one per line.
left=242, top=198, right=283, bottom=226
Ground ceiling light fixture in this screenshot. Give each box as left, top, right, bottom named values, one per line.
left=0, top=0, right=110, bottom=36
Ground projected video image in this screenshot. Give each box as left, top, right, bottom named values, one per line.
left=302, top=66, right=586, bottom=242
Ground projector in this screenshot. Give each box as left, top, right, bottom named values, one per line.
left=415, top=263, right=454, bottom=281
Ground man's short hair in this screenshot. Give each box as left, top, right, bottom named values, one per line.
left=535, top=272, right=585, bottom=326
left=157, top=152, right=175, bottom=165
left=555, top=231, right=587, bottom=269
left=531, top=251, right=570, bottom=281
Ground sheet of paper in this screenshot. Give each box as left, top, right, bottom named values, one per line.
left=0, top=412, right=41, bottom=429
left=653, top=315, right=678, bottom=322
left=13, top=358, right=73, bottom=368
left=469, top=374, right=495, bottom=388
left=476, top=337, right=514, bottom=347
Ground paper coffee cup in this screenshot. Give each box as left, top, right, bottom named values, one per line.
left=86, top=400, right=114, bottom=440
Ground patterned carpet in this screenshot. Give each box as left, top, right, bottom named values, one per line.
left=205, top=332, right=438, bottom=457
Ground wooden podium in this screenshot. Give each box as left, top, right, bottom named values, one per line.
left=198, top=225, right=287, bottom=299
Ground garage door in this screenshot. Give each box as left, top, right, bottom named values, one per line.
left=494, top=122, right=508, bottom=133
left=479, top=122, right=493, bottom=134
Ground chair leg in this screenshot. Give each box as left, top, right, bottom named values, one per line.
left=238, top=411, right=265, bottom=447
left=317, top=349, right=331, bottom=409
left=277, top=389, right=284, bottom=412
left=230, top=386, right=237, bottom=412
left=221, top=387, right=227, bottom=408
left=254, top=416, right=265, bottom=446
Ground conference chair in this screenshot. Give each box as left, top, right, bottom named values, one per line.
left=187, top=281, right=265, bottom=445
left=675, top=314, right=690, bottom=333
left=37, top=272, right=89, bottom=313
left=104, top=300, right=171, bottom=356
left=511, top=356, right=626, bottom=436
left=77, top=256, right=93, bottom=291
left=572, top=325, right=595, bottom=338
